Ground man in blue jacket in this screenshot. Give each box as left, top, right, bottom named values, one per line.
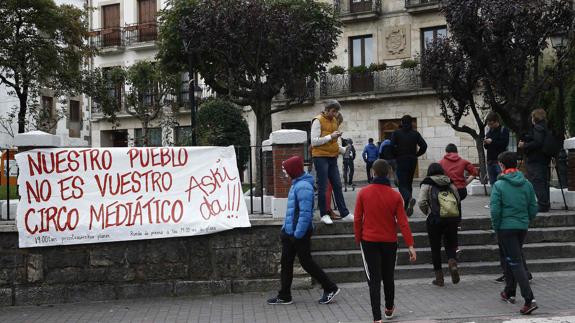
left=362, top=138, right=379, bottom=183
left=267, top=156, right=340, bottom=306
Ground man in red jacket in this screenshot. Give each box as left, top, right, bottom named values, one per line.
left=439, top=144, right=477, bottom=200
left=354, top=159, right=416, bottom=322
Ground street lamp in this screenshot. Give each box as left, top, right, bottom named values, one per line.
left=551, top=32, right=567, bottom=52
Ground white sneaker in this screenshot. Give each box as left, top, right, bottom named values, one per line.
left=484, top=204, right=490, bottom=209
left=321, top=215, right=333, bottom=225
left=341, top=213, right=354, bottom=222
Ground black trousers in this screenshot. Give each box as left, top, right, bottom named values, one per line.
left=278, top=233, right=337, bottom=300
left=343, top=158, right=354, bottom=185
left=457, top=188, right=468, bottom=201
left=366, top=160, right=374, bottom=183
left=396, top=156, right=417, bottom=209
left=427, top=221, right=458, bottom=271
left=361, top=241, right=397, bottom=321
left=525, top=161, right=550, bottom=211
left=498, top=230, right=534, bottom=305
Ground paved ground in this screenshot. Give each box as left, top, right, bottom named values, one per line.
left=1, top=271, right=575, bottom=322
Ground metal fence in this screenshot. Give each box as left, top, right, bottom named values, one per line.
left=235, top=145, right=271, bottom=216
left=1, top=148, right=18, bottom=221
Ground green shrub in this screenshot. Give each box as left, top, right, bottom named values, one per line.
left=328, top=65, right=346, bottom=75
left=197, top=98, right=251, bottom=173
left=368, top=63, right=387, bottom=71
left=348, top=65, right=370, bottom=74
left=400, top=59, right=419, bottom=69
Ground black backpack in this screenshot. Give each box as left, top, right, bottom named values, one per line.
left=542, top=128, right=561, bottom=158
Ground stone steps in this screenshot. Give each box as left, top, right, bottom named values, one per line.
left=310, top=212, right=575, bottom=283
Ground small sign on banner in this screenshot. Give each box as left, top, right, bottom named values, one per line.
left=15, top=146, right=251, bottom=248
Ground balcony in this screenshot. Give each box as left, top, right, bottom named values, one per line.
left=88, top=28, right=124, bottom=53
left=273, top=78, right=316, bottom=103
left=405, top=0, right=441, bottom=14
left=125, top=22, right=158, bottom=49
left=319, top=65, right=430, bottom=99
left=335, top=0, right=382, bottom=23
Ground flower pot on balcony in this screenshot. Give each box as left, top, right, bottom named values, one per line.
left=350, top=72, right=374, bottom=93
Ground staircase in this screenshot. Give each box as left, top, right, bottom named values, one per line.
left=311, top=212, right=575, bottom=283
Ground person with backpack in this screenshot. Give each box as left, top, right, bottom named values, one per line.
left=391, top=115, right=428, bottom=217
left=439, top=143, right=477, bottom=201
left=267, top=156, right=340, bottom=306
left=379, top=139, right=397, bottom=186
left=417, top=163, right=461, bottom=287
left=362, top=138, right=379, bottom=183
left=490, top=151, right=538, bottom=315
left=518, top=108, right=551, bottom=213
left=354, top=159, right=416, bottom=321
left=343, top=138, right=356, bottom=191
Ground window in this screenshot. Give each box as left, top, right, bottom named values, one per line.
left=41, top=96, right=54, bottom=118
left=103, top=67, right=123, bottom=111
left=175, top=126, right=192, bottom=146
left=134, top=128, right=162, bottom=147
left=138, top=0, right=157, bottom=42
left=69, top=100, right=80, bottom=122
left=421, top=26, right=447, bottom=52
left=350, top=0, right=373, bottom=13
left=349, top=35, right=373, bottom=67
left=102, top=4, right=121, bottom=46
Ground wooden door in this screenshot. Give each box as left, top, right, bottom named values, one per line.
left=102, top=4, right=121, bottom=46
left=138, top=0, right=157, bottom=41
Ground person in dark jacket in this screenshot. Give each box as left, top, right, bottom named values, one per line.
left=390, top=115, right=428, bottom=216
left=362, top=138, right=379, bottom=183
left=379, top=139, right=398, bottom=186
left=267, top=156, right=340, bottom=306
left=518, top=108, right=551, bottom=213
left=418, top=163, right=461, bottom=287
left=484, top=112, right=510, bottom=185
left=490, top=151, right=538, bottom=315
left=343, top=138, right=356, bottom=190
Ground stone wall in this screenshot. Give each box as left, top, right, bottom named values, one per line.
left=0, top=221, right=310, bottom=306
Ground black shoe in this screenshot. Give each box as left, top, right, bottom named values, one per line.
left=520, top=301, right=538, bottom=315
left=406, top=198, right=416, bottom=217
left=318, top=288, right=340, bottom=304
left=267, top=296, right=293, bottom=305
left=528, top=272, right=533, bottom=282
left=495, top=274, right=505, bottom=283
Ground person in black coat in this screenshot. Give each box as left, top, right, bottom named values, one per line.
left=518, top=108, right=551, bottom=213
left=484, top=112, right=510, bottom=185
left=390, top=115, right=427, bottom=217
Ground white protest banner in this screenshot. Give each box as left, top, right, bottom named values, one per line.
left=15, top=146, right=251, bottom=248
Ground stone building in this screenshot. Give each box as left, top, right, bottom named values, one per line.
left=271, top=0, right=480, bottom=180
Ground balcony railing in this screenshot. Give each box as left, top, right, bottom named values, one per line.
left=274, top=78, right=316, bottom=102
left=335, top=0, right=382, bottom=22
left=89, top=28, right=124, bottom=49
left=125, top=22, right=158, bottom=46
left=319, top=66, right=426, bottom=98
left=405, top=0, right=441, bottom=12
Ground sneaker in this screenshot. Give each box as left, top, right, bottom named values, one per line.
left=500, top=291, right=516, bottom=304
left=341, top=213, right=354, bottom=222
left=318, top=288, right=340, bottom=304
left=455, top=248, right=462, bottom=256
left=528, top=272, right=533, bottom=282
left=484, top=204, right=490, bottom=209
left=406, top=198, right=416, bottom=217
left=267, top=296, right=293, bottom=305
left=520, top=301, right=538, bottom=315
left=321, top=215, right=333, bottom=225
left=384, top=306, right=394, bottom=319
left=495, top=274, right=505, bottom=283
left=328, top=210, right=342, bottom=221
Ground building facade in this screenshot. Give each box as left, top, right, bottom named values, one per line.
left=271, top=0, right=481, bottom=180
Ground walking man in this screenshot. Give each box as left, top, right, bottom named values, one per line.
left=390, top=115, right=427, bottom=216
left=362, top=138, right=379, bottom=183
left=311, top=100, right=354, bottom=224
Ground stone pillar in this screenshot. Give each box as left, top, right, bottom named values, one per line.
left=3, top=131, right=63, bottom=220
left=270, top=129, right=307, bottom=218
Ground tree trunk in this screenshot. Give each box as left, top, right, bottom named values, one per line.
left=18, top=94, right=27, bottom=133
left=253, top=100, right=273, bottom=197
left=474, top=133, right=488, bottom=186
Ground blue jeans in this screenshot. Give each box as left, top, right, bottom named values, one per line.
left=313, top=157, right=349, bottom=217
left=487, top=161, right=501, bottom=185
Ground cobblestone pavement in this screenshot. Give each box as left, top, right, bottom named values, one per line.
left=1, top=271, right=574, bottom=323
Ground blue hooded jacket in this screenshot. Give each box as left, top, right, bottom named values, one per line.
left=363, top=143, right=379, bottom=162
left=282, top=172, right=314, bottom=239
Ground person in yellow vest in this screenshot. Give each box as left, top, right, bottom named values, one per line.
left=311, top=100, right=354, bottom=225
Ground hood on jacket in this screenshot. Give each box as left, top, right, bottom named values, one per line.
left=293, top=172, right=314, bottom=186
left=499, top=171, right=528, bottom=187
left=347, top=138, right=353, bottom=144
left=443, top=152, right=461, bottom=162
left=425, top=175, right=452, bottom=187
left=381, top=139, right=391, bottom=147
left=282, top=156, right=304, bottom=179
